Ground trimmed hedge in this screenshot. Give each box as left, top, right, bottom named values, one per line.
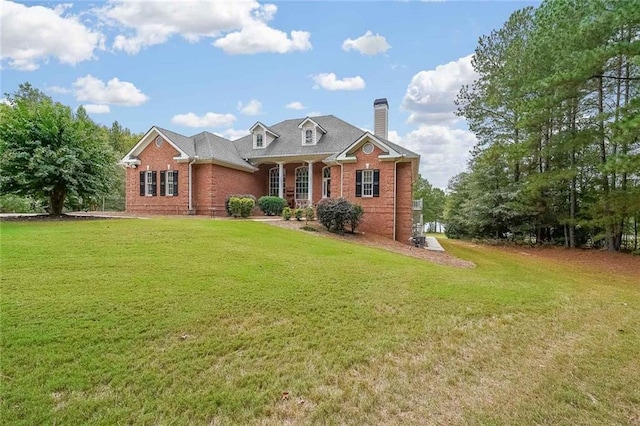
left=258, top=196, right=286, bottom=216
left=225, top=194, right=257, bottom=217
left=228, top=196, right=255, bottom=218
left=316, top=198, right=363, bottom=234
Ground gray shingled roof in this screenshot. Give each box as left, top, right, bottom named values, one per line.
left=156, top=126, right=195, bottom=156
left=377, top=136, right=420, bottom=158
left=151, top=114, right=418, bottom=169
left=193, top=132, right=255, bottom=170
left=154, top=127, right=254, bottom=170
left=234, top=115, right=366, bottom=159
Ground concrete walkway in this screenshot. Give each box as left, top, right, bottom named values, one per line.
left=425, top=236, right=445, bottom=252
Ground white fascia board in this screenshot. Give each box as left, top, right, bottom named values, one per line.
left=297, top=117, right=327, bottom=134
left=249, top=122, right=279, bottom=137
left=335, top=132, right=401, bottom=162
left=122, top=126, right=190, bottom=161
left=193, top=158, right=257, bottom=172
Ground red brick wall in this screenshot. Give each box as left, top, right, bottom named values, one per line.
left=125, top=136, right=416, bottom=241
left=205, top=164, right=266, bottom=216
left=337, top=143, right=416, bottom=244
left=395, top=161, right=415, bottom=244
left=125, top=137, right=189, bottom=215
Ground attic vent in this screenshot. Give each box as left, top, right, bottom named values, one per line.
left=155, top=136, right=163, bottom=147
left=362, top=143, right=374, bottom=155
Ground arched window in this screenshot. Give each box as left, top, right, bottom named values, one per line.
left=304, top=129, right=313, bottom=144
left=295, top=166, right=309, bottom=201
left=322, top=166, right=331, bottom=198
left=269, top=167, right=285, bottom=197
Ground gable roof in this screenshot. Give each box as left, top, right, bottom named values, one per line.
left=297, top=117, right=327, bottom=134
left=122, top=114, right=418, bottom=169
left=249, top=121, right=280, bottom=137
left=234, top=115, right=366, bottom=160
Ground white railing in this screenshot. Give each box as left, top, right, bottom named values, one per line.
left=412, top=199, right=423, bottom=211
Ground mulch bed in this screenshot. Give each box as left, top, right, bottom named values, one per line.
left=263, top=219, right=475, bottom=268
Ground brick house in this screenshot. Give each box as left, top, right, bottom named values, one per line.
left=121, top=98, right=420, bottom=243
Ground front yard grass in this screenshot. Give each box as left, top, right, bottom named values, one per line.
left=1, top=218, right=638, bottom=424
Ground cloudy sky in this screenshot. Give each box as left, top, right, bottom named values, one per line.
left=0, top=0, right=538, bottom=188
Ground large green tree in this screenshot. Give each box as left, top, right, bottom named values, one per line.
left=450, top=0, right=640, bottom=251
left=0, top=84, right=116, bottom=215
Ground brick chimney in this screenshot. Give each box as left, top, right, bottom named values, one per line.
left=373, top=98, right=388, bottom=139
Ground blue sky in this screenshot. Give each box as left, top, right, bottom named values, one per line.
left=1, top=0, right=538, bottom=188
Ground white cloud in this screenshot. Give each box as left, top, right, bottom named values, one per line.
left=392, top=125, right=477, bottom=189
left=215, top=128, right=250, bottom=140
left=286, top=101, right=306, bottom=110
left=402, top=54, right=477, bottom=124
left=312, top=73, right=366, bottom=91
left=0, top=1, right=104, bottom=70
left=1, top=98, right=11, bottom=105
left=171, top=112, right=236, bottom=128
left=73, top=75, right=149, bottom=106
left=238, top=99, right=262, bottom=115
left=342, top=31, right=390, bottom=55
left=101, top=1, right=311, bottom=55
left=213, top=23, right=311, bottom=55
left=308, top=111, right=322, bottom=117
left=83, top=104, right=110, bottom=114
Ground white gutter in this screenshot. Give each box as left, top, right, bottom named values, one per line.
left=188, top=157, right=197, bottom=212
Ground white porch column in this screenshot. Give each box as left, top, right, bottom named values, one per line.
left=307, top=161, right=314, bottom=204
left=277, top=162, right=284, bottom=198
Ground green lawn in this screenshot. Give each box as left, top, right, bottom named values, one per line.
left=1, top=218, right=638, bottom=425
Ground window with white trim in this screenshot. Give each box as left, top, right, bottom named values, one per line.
left=140, top=170, right=157, bottom=196
left=256, top=133, right=264, bottom=148
left=159, top=170, right=178, bottom=196
left=295, top=166, right=309, bottom=201
left=304, top=129, right=313, bottom=145
left=145, top=171, right=154, bottom=196
left=269, top=167, right=286, bottom=197
left=322, top=166, right=331, bottom=198
left=362, top=169, right=374, bottom=197
left=355, top=169, right=379, bottom=198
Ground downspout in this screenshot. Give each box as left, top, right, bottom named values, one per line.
left=339, top=163, right=344, bottom=197
left=188, top=157, right=197, bottom=213
left=393, top=160, right=399, bottom=241
left=392, top=156, right=405, bottom=242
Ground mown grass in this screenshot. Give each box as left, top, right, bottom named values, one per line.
left=1, top=218, right=638, bottom=425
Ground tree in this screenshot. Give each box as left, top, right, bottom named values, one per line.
left=0, top=84, right=116, bottom=215
left=449, top=0, right=640, bottom=251
left=413, top=175, right=445, bottom=230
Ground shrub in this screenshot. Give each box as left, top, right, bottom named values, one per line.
left=282, top=206, right=292, bottom=221
left=348, top=204, right=364, bottom=233
left=304, top=206, right=315, bottom=222
left=316, top=198, right=362, bottom=234
left=258, top=196, right=286, bottom=216
left=225, top=194, right=256, bottom=216
left=294, top=208, right=303, bottom=221
left=228, top=196, right=255, bottom=218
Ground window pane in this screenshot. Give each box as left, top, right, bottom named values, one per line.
left=295, top=167, right=308, bottom=200
left=362, top=170, right=373, bottom=197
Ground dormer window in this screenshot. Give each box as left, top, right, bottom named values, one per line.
left=297, top=117, right=326, bottom=146
left=250, top=122, right=279, bottom=149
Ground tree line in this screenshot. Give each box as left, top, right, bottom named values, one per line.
left=446, top=0, right=639, bottom=252
left=0, top=83, right=141, bottom=215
